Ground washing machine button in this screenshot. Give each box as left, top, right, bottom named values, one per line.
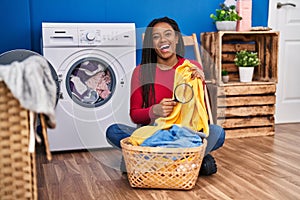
left=86, top=32, right=96, bottom=41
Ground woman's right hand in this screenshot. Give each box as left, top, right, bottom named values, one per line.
left=152, top=98, right=177, bottom=117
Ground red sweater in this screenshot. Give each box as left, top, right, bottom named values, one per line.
left=130, top=57, right=202, bottom=125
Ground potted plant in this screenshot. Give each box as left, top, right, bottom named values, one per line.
left=222, top=69, right=229, bottom=83
left=210, top=3, right=242, bottom=31
left=234, top=50, right=260, bottom=82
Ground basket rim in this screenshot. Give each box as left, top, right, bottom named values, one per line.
left=120, top=137, right=207, bottom=153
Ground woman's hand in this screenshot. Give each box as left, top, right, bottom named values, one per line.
left=152, top=98, right=177, bottom=117
left=190, top=65, right=205, bottom=81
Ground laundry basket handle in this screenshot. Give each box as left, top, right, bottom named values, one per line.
left=40, top=114, right=52, bottom=161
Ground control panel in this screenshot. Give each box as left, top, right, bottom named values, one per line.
left=79, top=29, right=134, bottom=46
left=42, top=23, right=136, bottom=47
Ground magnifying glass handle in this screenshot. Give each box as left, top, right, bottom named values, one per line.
left=172, top=97, right=179, bottom=103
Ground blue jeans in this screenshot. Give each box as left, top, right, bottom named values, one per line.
left=106, top=124, right=225, bottom=155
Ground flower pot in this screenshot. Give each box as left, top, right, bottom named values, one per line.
left=222, top=75, right=229, bottom=83
left=239, top=67, right=254, bottom=82
left=216, top=21, right=237, bottom=31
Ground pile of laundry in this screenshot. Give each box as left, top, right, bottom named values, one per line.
left=140, top=124, right=205, bottom=148
left=69, top=60, right=112, bottom=104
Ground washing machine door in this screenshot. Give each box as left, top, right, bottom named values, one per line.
left=56, top=48, right=134, bottom=124
left=65, top=57, right=116, bottom=108
left=0, top=49, right=60, bottom=105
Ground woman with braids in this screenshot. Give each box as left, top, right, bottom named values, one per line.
left=106, top=16, right=225, bottom=175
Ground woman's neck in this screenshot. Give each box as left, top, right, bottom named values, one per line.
left=157, top=56, right=178, bottom=71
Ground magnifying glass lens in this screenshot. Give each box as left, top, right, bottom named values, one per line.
left=174, top=83, right=193, bottom=104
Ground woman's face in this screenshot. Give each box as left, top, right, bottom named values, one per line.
left=152, top=22, right=179, bottom=61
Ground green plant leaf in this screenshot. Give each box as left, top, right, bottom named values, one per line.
left=210, top=4, right=242, bottom=22
left=234, top=50, right=261, bottom=67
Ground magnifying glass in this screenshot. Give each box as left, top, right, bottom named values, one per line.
left=173, top=83, right=194, bottom=104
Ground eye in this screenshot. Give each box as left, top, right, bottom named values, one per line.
left=164, top=31, right=173, bottom=38
left=152, top=34, right=160, bottom=40
left=165, top=32, right=172, bottom=37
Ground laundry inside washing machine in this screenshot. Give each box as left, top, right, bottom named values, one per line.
left=67, top=58, right=116, bottom=107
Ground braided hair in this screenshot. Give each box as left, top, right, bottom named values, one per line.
left=140, top=16, right=185, bottom=108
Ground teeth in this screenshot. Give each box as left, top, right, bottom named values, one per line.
left=160, top=45, right=169, bottom=50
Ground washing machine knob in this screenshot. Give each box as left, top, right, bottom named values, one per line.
left=86, top=32, right=96, bottom=41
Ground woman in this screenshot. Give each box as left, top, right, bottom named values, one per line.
left=106, top=16, right=225, bottom=175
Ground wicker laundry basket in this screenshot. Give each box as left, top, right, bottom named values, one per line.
left=0, top=81, right=50, bottom=200
left=121, top=137, right=207, bottom=190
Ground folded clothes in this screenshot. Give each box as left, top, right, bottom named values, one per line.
left=140, top=125, right=203, bottom=148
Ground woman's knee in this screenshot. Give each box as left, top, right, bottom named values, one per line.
left=106, top=124, right=119, bottom=139
left=209, top=124, right=226, bottom=151
left=217, top=127, right=226, bottom=147
left=105, top=123, right=135, bottom=143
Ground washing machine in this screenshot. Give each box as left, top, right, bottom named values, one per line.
left=42, top=23, right=136, bottom=151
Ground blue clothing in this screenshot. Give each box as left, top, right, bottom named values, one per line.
left=106, top=123, right=225, bottom=155
left=141, top=125, right=203, bottom=148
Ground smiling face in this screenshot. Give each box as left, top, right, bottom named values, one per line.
left=152, top=22, right=179, bottom=63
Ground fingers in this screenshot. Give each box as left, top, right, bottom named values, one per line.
left=152, top=98, right=177, bottom=117
left=161, top=98, right=177, bottom=117
left=189, top=66, right=205, bottom=80
left=161, top=98, right=177, bottom=106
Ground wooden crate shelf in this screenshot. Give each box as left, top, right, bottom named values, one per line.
left=207, top=82, right=276, bottom=138
left=201, top=31, right=279, bottom=138
left=201, top=31, right=279, bottom=85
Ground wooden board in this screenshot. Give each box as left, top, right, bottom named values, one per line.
left=218, top=105, right=275, bottom=117
left=219, top=116, right=274, bottom=129
left=218, top=83, right=276, bottom=96
left=225, top=126, right=275, bottom=138
left=217, top=95, right=276, bottom=107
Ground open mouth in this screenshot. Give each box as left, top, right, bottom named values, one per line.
left=160, top=44, right=170, bottom=52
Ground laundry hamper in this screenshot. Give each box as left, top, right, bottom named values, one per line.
left=121, top=137, right=207, bottom=190
left=0, top=81, right=50, bottom=200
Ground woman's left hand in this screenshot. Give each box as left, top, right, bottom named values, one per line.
left=190, top=65, right=205, bottom=81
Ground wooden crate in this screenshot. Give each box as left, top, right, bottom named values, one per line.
left=207, top=82, right=276, bottom=138
left=201, top=31, right=279, bottom=138
left=201, top=31, right=279, bottom=85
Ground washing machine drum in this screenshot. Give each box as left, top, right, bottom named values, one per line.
left=0, top=49, right=60, bottom=105
left=65, top=58, right=116, bottom=108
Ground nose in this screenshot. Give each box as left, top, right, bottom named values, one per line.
left=160, top=35, right=168, bottom=42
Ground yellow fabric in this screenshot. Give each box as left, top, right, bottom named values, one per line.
left=129, top=60, right=209, bottom=146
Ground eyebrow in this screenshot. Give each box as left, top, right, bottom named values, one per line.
left=152, top=29, right=173, bottom=35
